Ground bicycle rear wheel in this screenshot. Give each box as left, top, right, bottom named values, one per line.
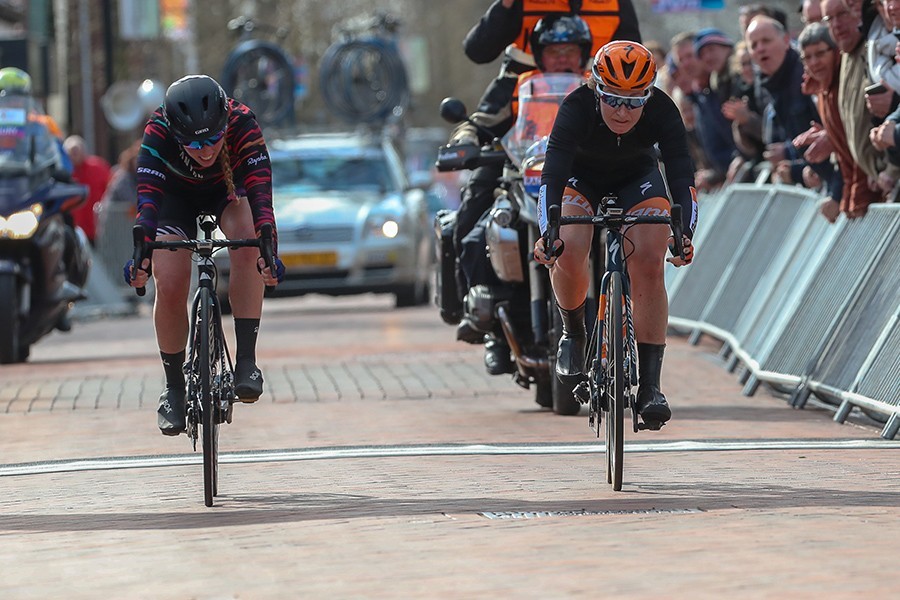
left=604, top=272, right=625, bottom=491
left=198, top=288, right=219, bottom=507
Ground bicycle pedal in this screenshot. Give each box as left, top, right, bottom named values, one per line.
left=573, top=381, right=590, bottom=404
left=637, top=420, right=665, bottom=431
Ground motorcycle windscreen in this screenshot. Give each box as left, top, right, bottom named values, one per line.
left=501, top=72, right=582, bottom=169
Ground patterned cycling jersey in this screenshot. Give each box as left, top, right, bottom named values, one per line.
left=135, top=99, right=275, bottom=240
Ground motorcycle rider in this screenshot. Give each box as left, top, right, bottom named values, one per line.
left=448, top=15, right=593, bottom=375
left=0, top=67, right=87, bottom=332
left=464, top=0, right=641, bottom=64
left=533, top=41, right=697, bottom=426
left=126, top=75, right=284, bottom=436
left=0, top=68, right=72, bottom=175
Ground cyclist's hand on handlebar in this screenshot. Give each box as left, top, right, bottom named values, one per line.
left=666, top=235, right=694, bottom=267
left=123, top=258, right=151, bottom=287
left=533, top=237, right=564, bottom=266
left=257, top=256, right=285, bottom=286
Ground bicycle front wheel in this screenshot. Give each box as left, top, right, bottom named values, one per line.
left=199, top=288, right=219, bottom=507
left=605, top=272, right=625, bottom=491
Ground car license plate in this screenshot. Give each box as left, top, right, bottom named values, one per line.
left=281, top=251, right=338, bottom=267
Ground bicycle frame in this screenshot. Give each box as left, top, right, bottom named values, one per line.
left=131, top=216, right=276, bottom=506
left=550, top=196, right=683, bottom=490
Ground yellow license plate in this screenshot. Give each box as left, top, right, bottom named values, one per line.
left=281, top=251, right=338, bottom=267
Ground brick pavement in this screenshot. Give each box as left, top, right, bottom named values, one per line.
left=0, top=297, right=896, bottom=599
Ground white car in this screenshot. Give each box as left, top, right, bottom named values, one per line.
left=216, top=133, right=433, bottom=309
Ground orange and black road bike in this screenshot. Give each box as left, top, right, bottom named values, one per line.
left=546, top=198, right=684, bottom=491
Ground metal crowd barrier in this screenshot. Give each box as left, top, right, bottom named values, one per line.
left=667, top=183, right=900, bottom=439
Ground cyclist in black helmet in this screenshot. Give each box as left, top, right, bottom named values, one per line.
left=126, top=74, right=284, bottom=436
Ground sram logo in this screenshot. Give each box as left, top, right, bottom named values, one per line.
left=137, top=167, right=166, bottom=180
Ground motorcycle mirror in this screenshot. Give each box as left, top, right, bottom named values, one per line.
left=439, top=97, right=468, bottom=124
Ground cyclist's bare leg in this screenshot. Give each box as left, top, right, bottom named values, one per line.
left=219, top=198, right=266, bottom=400
left=219, top=199, right=264, bottom=318
left=549, top=198, right=592, bottom=310
left=151, top=238, right=192, bottom=434
left=550, top=195, right=593, bottom=381
left=152, top=238, right=192, bottom=353
left=625, top=221, right=669, bottom=345
left=623, top=217, right=671, bottom=423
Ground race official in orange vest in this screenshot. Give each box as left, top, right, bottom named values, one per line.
left=464, top=0, right=640, bottom=65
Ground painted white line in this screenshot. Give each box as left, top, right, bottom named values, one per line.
left=0, top=439, right=896, bottom=478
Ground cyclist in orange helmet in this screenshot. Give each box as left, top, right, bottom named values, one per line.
left=533, top=40, right=698, bottom=426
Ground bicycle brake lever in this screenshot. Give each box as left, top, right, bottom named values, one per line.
left=669, top=204, right=685, bottom=260
left=258, top=224, right=277, bottom=294
left=132, top=225, right=150, bottom=297
left=543, top=204, right=563, bottom=262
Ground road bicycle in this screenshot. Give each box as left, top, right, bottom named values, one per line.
left=545, top=198, right=684, bottom=491
left=132, top=216, right=276, bottom=507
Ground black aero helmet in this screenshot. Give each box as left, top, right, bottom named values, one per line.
left=163, top=75, right=228, bottom=143
left=530, top=14, right=593, bottom=72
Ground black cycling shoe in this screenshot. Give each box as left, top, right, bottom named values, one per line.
left=556, top=333, right=586, bottom=384
left=157, top=387, right=186, bottom=436
left=484, top=338, right=514, bottom=375
left=234, top=359, right=264, bottom=402
left=636, top=386, right=671, bottom=424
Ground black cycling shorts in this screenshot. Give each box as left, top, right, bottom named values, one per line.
left=155, top=184, right=242, bottom=239
left=562, top=167, right=671, bottom=217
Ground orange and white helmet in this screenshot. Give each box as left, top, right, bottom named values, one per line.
left=590, top=41, right=657, bottom=93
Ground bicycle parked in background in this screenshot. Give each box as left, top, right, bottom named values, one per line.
left=132, top=216, right=277, bottom=507
left=546, top=199, right=684, bottom=491
left=318, top=12, right=410, bottom=126
left=221, top=16, right=296, bottom=129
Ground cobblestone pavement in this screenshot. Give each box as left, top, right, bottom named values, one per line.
left=0, top=295, right=896, bottom=599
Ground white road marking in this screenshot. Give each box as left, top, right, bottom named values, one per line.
left=0, top=439, right=896, bottom=478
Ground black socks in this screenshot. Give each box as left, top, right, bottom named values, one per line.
left=160, top=350, right=185, bottom=390
left=234, top=318, right=260, bottom=363
left=637, top=343, right=666, bottom=389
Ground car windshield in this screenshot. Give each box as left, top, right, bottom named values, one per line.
left=272, top=150, right=400, bottom=195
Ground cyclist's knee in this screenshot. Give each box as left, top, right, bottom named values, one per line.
left=229, top=245, right=259, bottom=270
left=629, top=254, right=666, bottom=286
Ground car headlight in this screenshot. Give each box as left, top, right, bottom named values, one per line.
left=368, top=218, right=400, bottom=239
left=1, top=203, right=42, bottom=239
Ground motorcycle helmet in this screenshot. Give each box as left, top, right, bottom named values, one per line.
left=591, top=41, right=657, bottom=93
left=530, top=15, right=593, bottom=72
left=163, top=75, right=228, bottom=144
left=0, top=67, right=32, bottom=95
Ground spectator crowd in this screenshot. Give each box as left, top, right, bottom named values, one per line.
left=654, top=0, right=900, bottom=222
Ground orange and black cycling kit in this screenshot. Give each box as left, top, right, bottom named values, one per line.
left=539, top=85, right=698, bottom=239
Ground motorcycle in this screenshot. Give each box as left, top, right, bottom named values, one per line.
left=434, top=72, right=582, bottom=415
left=0, top=95, right=90, bottom=363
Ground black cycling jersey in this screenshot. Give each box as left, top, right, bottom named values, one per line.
left=539, top=84, right=697, bottom=238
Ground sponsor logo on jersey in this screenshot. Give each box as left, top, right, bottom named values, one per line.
left=137, top=166, right=166, bottom=180
left=247, top=153, right=269, bottom=166
left=629, top=206, right=669, bottom=217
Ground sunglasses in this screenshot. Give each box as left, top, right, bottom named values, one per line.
left=596, top=89, right=651, bottom=110
left=177, top=127, right=226, bottom=150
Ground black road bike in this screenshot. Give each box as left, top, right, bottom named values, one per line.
left=546, top=198, right=684, bottom=491
left=132, top=216, right=276, bottom=507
